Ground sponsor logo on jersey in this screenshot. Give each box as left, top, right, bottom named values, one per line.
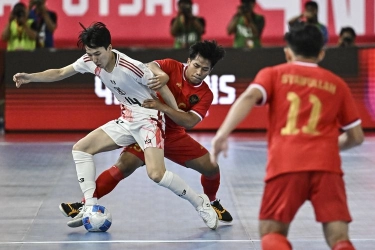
left=78, top=178, right=84, bottom=183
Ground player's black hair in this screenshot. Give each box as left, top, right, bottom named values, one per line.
left=284, top=24, right=324, bottom=58
left=241, top=0, right=255, bottom=5
left=77, top=22, right=111, bottom=50
left=340, top=26, right=356, bottom=38
left=178, top=0, right=192, bottom=5
left=305, top=1, right=318, bottom=10
left=188, top=40, right=225, bottom=68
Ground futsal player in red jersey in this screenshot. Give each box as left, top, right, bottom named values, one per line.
left=211, top=25, right=364, bottom=249
left=60, top=40, right=233, bottom=223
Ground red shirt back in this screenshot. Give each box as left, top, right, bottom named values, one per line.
left=252, top=62, right=361, bottom=181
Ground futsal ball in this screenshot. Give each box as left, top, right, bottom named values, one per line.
left=82, top=204, right=112, bottom=232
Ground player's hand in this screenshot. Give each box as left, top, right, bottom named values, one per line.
left=13, top=73, right=31, bottom=88
left=147, top=74, right=168, bottom=90
left=142, top=98, right=165, bottom=111
left=210, top=135, right=228, bottom=165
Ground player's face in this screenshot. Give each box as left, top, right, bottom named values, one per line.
left=185, top=54, right=212, bottom=85
left=85, top=45, right=112, bottom=70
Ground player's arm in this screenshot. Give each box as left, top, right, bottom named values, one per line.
left=142, top=98, right=200, bottom=129
left=210, top=86, right=263, bottom=164
left=13, top=64, right=77, bottom=88
left=145, top=62, right=178, bottom=110
left=157, top=85, right=178, bottom=111
left=338, top=124, right=364, bottom=150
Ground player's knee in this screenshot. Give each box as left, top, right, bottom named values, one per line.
left=147, top=168, right=165, bottom=183
left=72, top=140, right=88, bottom=152
left=203, top=164, right=220, bottom=176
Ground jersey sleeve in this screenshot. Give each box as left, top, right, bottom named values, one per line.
left=72, top=55, right=91, bottom=74
left=337, top=81, right=361, bottom=130
left=191, top=89, right=213, bottom=120
left=136, top=63, right=154, bottom=86
left=251, top=67, right=274, bottom=105
left=154, top=59, right=177, bottom=76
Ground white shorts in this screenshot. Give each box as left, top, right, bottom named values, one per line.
left=100, top=111, right=165, bottom=150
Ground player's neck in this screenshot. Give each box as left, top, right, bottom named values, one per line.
left=293, top=56, right=319, bottom=64
left=104, top=52, right=116, bottom=72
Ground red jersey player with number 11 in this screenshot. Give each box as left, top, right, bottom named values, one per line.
left=211, top=25, right=364, bottom=249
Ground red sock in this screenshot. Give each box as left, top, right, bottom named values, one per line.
left=201, top=172, right=220, bottom=202
left=93, top=166, right=125, bottom=199
left=332, top=240, right=355, bottom=250
left=262, top=233, right=292, bottom=250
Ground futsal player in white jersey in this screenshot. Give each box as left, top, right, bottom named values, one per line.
left=13, top=22, right=218, bottom=230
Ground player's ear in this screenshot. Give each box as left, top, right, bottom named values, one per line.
left=107, top=44, right=112, bottom=51
left=317, top=49, right=325, bottom=63
left=284, top=47, right=293, bottom=62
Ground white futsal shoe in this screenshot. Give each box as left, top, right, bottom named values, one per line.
left=196, top=194, right=219, bottom=230
left=66, top=205, right=92, bottom=228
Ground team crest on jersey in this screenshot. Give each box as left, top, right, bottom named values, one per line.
left=189, top=94, right=199, bottom=105
left=95, top=67, right=101, bottom=76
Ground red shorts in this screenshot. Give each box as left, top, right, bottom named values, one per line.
left=259, top=171, right=352, bottom=223
left=122, top=131, right=208, bottom=166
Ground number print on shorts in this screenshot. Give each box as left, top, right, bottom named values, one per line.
left=281, top=92, right=322, bottom=136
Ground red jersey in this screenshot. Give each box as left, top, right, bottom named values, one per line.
left=251, top=61, right=361, bottom=181
left=154, top=58, right=213, bottom=133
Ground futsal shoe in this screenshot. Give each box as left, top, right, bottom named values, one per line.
left=211, top=199, right=233, bottom=223
left=59, top=202, right=84, bottom=218
left=66, top=205, right=92, bottom=228
left=196, top=194, right=218, bottom=230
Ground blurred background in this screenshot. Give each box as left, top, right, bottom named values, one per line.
left=1, top=0, right=375, bottom=132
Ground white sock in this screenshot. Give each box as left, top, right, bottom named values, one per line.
left=72, top=150, right=97, bottom=206
left=158, top=170, right=202, bottom=208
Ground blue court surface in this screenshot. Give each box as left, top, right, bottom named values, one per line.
left=0, top=132, right=374, bottom=250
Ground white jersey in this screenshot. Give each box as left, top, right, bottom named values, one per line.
left=72, top=49, right=157, bottom=116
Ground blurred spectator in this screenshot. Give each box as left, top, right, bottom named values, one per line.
left=170, top=0, right=205, bottom=49
left=338, top=27, right=356, bottom=48
left=227, top=0, right=265, bottom=49
left=288, top=1, right=328, bottom=44
left=1, top=2, right=37, bottom=51
left=28, top=0, right=57, bottom=48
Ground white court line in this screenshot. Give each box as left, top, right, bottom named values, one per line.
left=0, top=239, right=374, bottom=245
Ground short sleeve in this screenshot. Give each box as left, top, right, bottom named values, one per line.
left=72, top=55, right=91, bottom=74
left=252, top=67, right=274, bottom=104
left=137, top=63, right=154, bottom=86
left=337, top=82, right=361, bottom=129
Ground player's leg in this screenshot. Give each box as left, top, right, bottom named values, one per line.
left=94, top=148, right=143, bottom=199
left=62, top=119, right=136, bottom=227
left=144, top=147, right=218, bottom=229
left=259, top=220, right=291, bottom=250
left=166, top=133, right=233, bottom=222
left=323, top=221, right=355, bottom=250
left=310, top=172, right=355, bottom=249
left=185, top=153, right=233, bottom=222
left=72, top=126, right=120, bottom=206
left=259, top=172, right=310, bottom=250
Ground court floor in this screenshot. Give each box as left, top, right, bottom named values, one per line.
left=0, top=131, right=374, bottom=250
